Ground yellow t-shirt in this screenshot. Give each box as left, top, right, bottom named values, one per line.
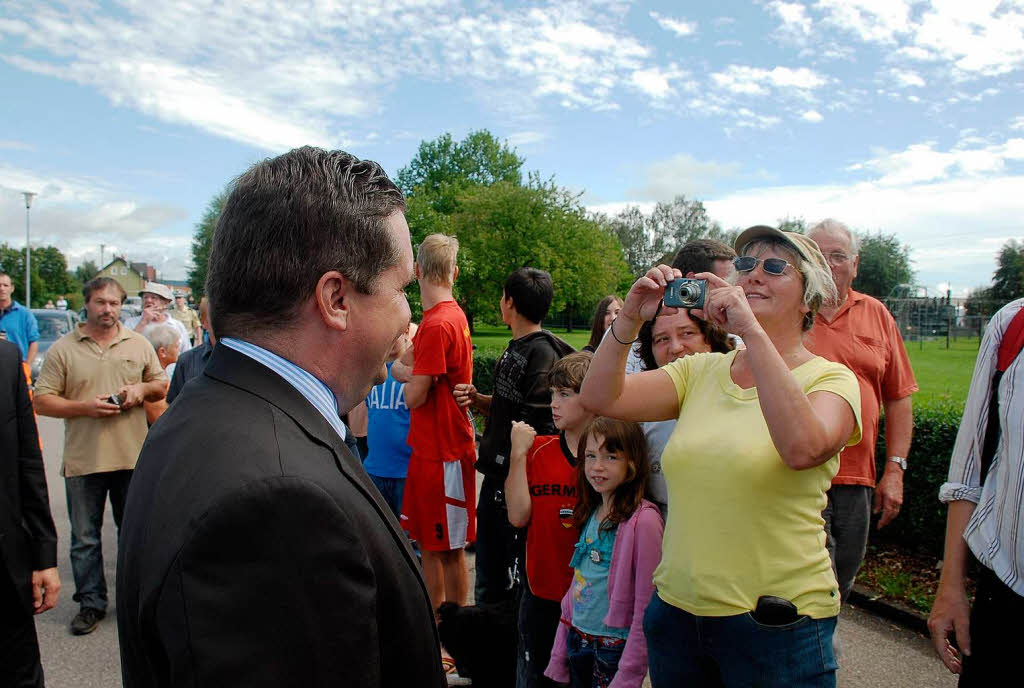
left=654, top=350, right=862, bottom=619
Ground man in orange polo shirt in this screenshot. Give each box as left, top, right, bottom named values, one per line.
left=806, top=219, right=918, bottom=603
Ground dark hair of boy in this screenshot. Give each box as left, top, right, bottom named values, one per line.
left=671, top=238, right=736, bottom=275
left=635, top=315, right=733, bottom=371
left=573, top=417, right=649, bottom=532
left=546, top=351, right=592, bottom=394
left=585, top=295, right=621, bottom=351
left=503, top=268, right=553, bottom=324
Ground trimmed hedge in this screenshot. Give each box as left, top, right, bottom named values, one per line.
left=470, top=350, right=966, bottom=555
left=873, top=398, right=964, bottom=555
left=473, top=350, right=501, bottom=397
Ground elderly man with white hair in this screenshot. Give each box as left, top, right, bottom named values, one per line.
left=805, top=218, right=918, bottom=608
left=140, top=322, right=180, bottom=425
left=123, top=283, right=191, bottom=354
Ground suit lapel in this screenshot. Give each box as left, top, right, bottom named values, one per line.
left=202, top=345, right=422, bottom=565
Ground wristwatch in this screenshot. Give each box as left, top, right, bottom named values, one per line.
left=888, top=456, right=907, bottom=471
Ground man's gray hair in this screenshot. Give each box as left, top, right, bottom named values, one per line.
left=142, top=322, right=179, bottom=353
left=808, top=218, right=859, bottom=255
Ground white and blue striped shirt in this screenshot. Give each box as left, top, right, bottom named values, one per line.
left=220, top=337, right=346, bottom=441
left=940, top=298, right=1024, bottom=595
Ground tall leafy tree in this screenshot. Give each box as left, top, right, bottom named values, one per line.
left=187, top=191, right=228, bottom=298
left=397, top=130, right=524, bottom=216
left=449, top=178, right=629, bottom=331
left=598, top=205, right=670, bottom=276
left=73, top=260, right=99, bottom=284
left=990, top=239, right=1024, bottom=304
left=852, top=231, right=914, bottom=299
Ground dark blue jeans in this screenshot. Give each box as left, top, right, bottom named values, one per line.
left=368, top=474, right=406, bottom=521
left=644, top=593, right=837, bottom=688
left=65, top=470, right=132, bottom=611
left=566, top=628, right=625, bottom=688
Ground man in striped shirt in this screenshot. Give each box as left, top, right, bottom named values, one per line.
left=929, top=298, right=1024, bottom=685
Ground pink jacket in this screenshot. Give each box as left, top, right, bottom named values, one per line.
left=544, top=499, right=664, bottom=688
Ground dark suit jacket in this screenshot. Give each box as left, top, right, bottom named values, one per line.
left=116, top=345, right=445, bottom=688
left=0, top=339, right=57, bottom=615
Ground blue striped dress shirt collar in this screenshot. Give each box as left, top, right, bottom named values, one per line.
left=219, top=337, right=346, bottom=441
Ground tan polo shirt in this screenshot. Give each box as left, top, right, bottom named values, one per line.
left=170, top=306, right=200, bottom=337
left=34, top=322, right=167, bottom=477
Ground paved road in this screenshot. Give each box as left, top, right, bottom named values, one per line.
left=33, top=416, right=956, bottom=687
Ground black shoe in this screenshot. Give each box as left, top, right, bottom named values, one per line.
left=70, top=607, right=105, bottom=635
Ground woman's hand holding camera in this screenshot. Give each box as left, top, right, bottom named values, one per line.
left=620, top=265, right=682, bottom=332
left=690, top=272, right=761, bottom=339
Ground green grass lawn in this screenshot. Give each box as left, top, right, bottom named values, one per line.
left=471, top=323, right=979, bottom=407
left=904, top=336, right=979, bottom=407
left=471, top=323, right=591, bottom=353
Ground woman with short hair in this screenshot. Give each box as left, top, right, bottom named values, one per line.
left=580, top=226, right=862, bottom=688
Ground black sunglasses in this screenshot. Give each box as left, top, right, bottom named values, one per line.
left=733, top=256, right=793, bottom=275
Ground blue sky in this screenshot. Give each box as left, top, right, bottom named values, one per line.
left=1, top=0, right=1022, bottom=296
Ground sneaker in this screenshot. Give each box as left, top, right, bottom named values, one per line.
left=70, top=607, right=105, bottom=635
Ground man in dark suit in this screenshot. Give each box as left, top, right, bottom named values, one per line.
left=1, top=338, right=59, bottom=687
left=117, top=147, right=445, bottom=688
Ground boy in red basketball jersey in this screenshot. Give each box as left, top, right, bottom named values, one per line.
left=393, top=234, right=476, bottom=614
left=505, top=351, right=594, bottom=688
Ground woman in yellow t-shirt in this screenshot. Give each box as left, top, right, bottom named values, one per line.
left=579, top=226, right=862, bottom=688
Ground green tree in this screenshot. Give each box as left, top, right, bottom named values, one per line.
left=852, top=231, right=914, bottom=299
left=33, top=246, right=72, bottom=300
left=0, top=243, right=47, bottom=306
left=598, top=205, right=671, bottom=276
left=777, top=216, right=807, bottom=233
left=397, top=130, right=524, bottom=216
left=187, top=191, right=228, bottom=298
left=73, top=260, right=99, bottom=284
left=990, top=239, right=1024, bottom=305
left=450, top=178, right=629, bottom=331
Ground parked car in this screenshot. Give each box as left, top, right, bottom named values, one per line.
left=30, top=308, right=80, bottom=384
left=122, top=295, right=143, bottom=318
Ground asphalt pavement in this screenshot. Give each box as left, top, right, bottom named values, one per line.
left=33, top=415, right=956, bottom=687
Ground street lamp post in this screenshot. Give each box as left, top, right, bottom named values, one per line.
left=23, top=192, right=36, bottom=308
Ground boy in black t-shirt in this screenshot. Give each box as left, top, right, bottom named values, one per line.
left=454, top=268, right=573, bottom=605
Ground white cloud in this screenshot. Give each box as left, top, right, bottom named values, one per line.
left=1011, top=116, right=1024, bottom=131
left=802, top=110, right=824, bottom=122
left=888, top=68, right=926, bottom=88
left=765, top=1, right=813, bottom=41
left=0, top=1, right=674, bottom=150
left=848, top=138, right=1024, bottom=186
left=650, top=11, right=697, bottom=37
left=630, top=64, right=691, bottom=99
left=0, top=167, right=190, bottom=276
left=814, top=0, right=1024, bottom=79
left=627, top=153, right=741, bottom=200
left=711, top=65, right=829, bottom=96
left=816, top=0, right=915, bottom=43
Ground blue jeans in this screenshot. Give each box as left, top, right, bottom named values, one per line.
left=368, top=474, right=405, bottom=521
left=566, top=628, right=625, bottom=688
left=65, top=470, right=133, bottom=611
left=644, top=593, right=837, bottom=688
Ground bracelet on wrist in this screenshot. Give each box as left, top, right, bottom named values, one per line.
left=609, top=317, right=639, bottom=345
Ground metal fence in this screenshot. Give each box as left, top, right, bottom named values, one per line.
left=885, top=298, right=1006, bottom=347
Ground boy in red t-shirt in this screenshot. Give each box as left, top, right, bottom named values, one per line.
left=505, top=351, right=594, bottom=688
left=393, top=234, right=476, bottom=614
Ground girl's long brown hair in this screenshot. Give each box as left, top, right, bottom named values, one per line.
left=574, top=417, right=649, bottom=532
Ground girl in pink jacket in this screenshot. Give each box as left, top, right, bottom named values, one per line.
left=545, top=417, right=664, bottom=688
